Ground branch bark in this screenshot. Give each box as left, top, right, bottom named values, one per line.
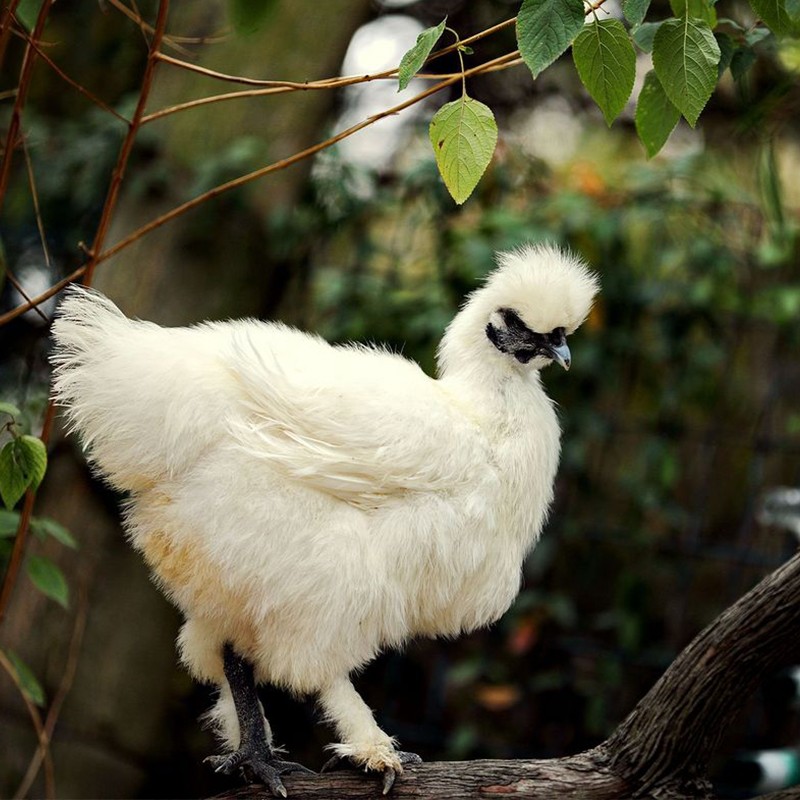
left=213, top=551, right=800, bottom=800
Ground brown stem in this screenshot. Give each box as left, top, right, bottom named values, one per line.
left=0, top=0, right=170, bottom=620
left=0, top=0, right=54, bottom=215
left=0, top=0, right=21, bottom=71
left=12, top=27, right=130, bottom=123
left=82, top=0, right=170, bottom=284
left=96, top=49, right=519, bottom=267
left=144, top=51, right=522, bottom=124
left=14, top=587, right=89, bottom=799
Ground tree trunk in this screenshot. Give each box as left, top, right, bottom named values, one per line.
left=213, top=552, right=800, bottom=800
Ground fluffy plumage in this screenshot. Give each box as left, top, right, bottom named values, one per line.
left=49, top=243, right=598, bottom=785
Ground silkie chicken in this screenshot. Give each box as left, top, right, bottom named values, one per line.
left=50, top=243, right=599, bottom=796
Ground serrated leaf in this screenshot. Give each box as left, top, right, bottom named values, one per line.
left=572, top=20, right=636, bottom=126
left=30, top=517, right=78, bottom=549
left=748, top=0, right=800, bottom=35
left=635, top=70, right=681, bottom=157
left=19, top=435, right=46, bottom=490
left=670, top=0, right=717, bottom=26
left=27, top=555, right=69, bottom=608
left=230, top=0, right=278, bottom=35
left=398, top=18, right=447, bottom=91
left=0, top=402, right=21, bottom=419
left=3, top=650, right=45, bottom=706
left=517, top=0, right=586, bottom=79
left=0, top=442, right=29, bottom=510
left=429, top=96, right=498, bottom=205
left=652, top=17, right=721, bottom=127
left=623, top=0, right=652, bottom=26
left=632, top=21, right=662, bottom=51
left=0, top=509, right=20, bottom=538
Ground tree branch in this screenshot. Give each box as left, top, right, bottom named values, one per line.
left=212, top=551, right=800, bottom=800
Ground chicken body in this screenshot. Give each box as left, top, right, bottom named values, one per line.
left=50, top=244, right=598, bottom=785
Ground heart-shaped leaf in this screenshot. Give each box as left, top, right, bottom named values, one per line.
left=429, top=96, right=498, bottom=205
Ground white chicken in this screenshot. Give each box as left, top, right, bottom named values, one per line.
left=49, top=243, right=598, bottom=796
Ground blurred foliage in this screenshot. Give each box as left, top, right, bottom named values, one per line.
left=264, top=117, right=800, bottom=771
left=1, top=0, right=800, bottom=796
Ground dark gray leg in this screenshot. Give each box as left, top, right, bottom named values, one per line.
left=205, top=643, right=313, bottom=798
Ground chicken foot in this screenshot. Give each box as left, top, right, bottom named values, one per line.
left=319, top=677, right=422, bottom=794
left=205, top=643, right=313, bottom=798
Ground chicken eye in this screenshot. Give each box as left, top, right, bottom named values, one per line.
left=514, top=349, right=537, bottom=364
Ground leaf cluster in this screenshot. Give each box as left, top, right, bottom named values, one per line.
left=0, top=404, right=77, bottom=709
left=396, top=0, right=798, bottom=201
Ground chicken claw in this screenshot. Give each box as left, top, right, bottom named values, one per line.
left=205, top=748, right=314, bottom=798
left=321, top=750, right=422, bottom=795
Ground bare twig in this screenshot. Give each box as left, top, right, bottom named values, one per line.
left=14, top=588, right=89, bottom=799
left=0, top=649, right=55, bottom=800
left=22, top=134, right=53, bottom=271
left=98, top=49, right=521, bottom=266
left=82, top=0, right=170, bottom=285
left=0, top=0, right=55, bottom=214
left=106, top=0, right=225, bottom=52
left=4, top=269, right=49, bottom=324
left=0, top=266, right=87, bottom=327
left=0, top=0, right=171, bottom=621
left=0, top=0, right=21, bottom=71
left=11, top=27, right=130, bottom=124
left=144, top=51, right=522, bottom=124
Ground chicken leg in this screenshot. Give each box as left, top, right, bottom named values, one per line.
left=205, top=643, right=313, bottom=798
left=319, top=677, right=421, bottom=794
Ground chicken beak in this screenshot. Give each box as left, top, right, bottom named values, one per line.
left=548, top=342, right=571, bottom=371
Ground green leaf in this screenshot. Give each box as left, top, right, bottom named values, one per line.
left=748, top=0, right=800, bottom=35
left=0, top=435, right=48, bottom=509
left=572, top=19, right=636, bottom=126
left=715, top=32, right=736, bottom=76
left=517, top=0, right=586, bottom=79
left=670, top=0, right=717, bottom=26
left=0, top=402, right=21, bottom=419
left=652, top=17, right=721, bottom=127
left=27, top=555, right=69, bottom=608
left=3, top=650, right=45, bottom=706
left=230, top=0, right=278, bottom=35
left=623, top=0, right=652, bottom=26
left=429, top=96, right=498, bottom=205
left=30, top=517, right=78, bottom=549
left=18, top=436, right=47, bottom=490
left=0, top=509, right=20, bottom=538
left=398, top=18, right=447, bottom=91
left=0, top=442, right=28, bottom=510
left=632, top=21, right=662, bottom=51
left=15, top=0, right=42, bottom=31
left=635, top=70, right=681, bottom=157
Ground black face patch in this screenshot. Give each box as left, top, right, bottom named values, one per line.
left=486, top=308, right=566, bottom=364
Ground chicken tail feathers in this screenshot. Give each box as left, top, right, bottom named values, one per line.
left=50, top=286, right=224, bottom=492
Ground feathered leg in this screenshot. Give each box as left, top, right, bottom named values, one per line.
left=319, top=677, right=421, bottom=794
left=205, top=643, right=313, bottom=798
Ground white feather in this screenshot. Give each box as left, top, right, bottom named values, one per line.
left=49, top=243, right=599, bottom=771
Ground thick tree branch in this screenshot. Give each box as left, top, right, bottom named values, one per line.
left=213, top=551, right=800, bottom=800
